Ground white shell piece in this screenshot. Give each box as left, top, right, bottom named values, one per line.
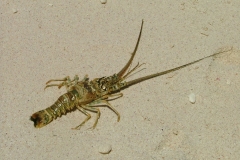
left=12, top=9, right=18, bottom=13
left=98, top=144, right=112, bottom=154
left=100, top=0, right=107, bottom=4
left=188, top=93, right=196, bottom=104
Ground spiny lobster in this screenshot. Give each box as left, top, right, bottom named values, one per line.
left=30, top=20, right=224, bottom=129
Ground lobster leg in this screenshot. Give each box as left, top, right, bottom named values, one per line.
left=75, top=93, right=123, bottom=129
left=44, top=75, right=80, bottom=90
left=99, top=100, right=121, bottom=122
left=73, top=104, right=101, bottom=129
left=81, top=106, right=101, bottom=129
left=84, top=99, right=120, bottom=128
left=102, top=92, right=123, bottom=101
left=73, top=105, right=91, bottom=130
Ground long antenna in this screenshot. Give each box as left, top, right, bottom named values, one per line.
left=117, top=20, right=144, bottom=77
left=122, top=50, right=227, bottom=89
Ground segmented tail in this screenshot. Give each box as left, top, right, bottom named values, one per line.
left=30, top=90, right=79, bottom=128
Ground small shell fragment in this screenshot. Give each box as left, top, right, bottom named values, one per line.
left=98, top=144, right=112, bottom=154
left=188, top=93, right=196, bottom=104
left=12, top=8, right=18, bottom=13
left=100, top=0, right=107, bottom=4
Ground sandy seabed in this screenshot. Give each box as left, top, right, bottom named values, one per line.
left=1, top=1, right=240, bottom=159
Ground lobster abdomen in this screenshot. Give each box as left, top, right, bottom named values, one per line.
left=30, top=90, right=79, bottom=128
